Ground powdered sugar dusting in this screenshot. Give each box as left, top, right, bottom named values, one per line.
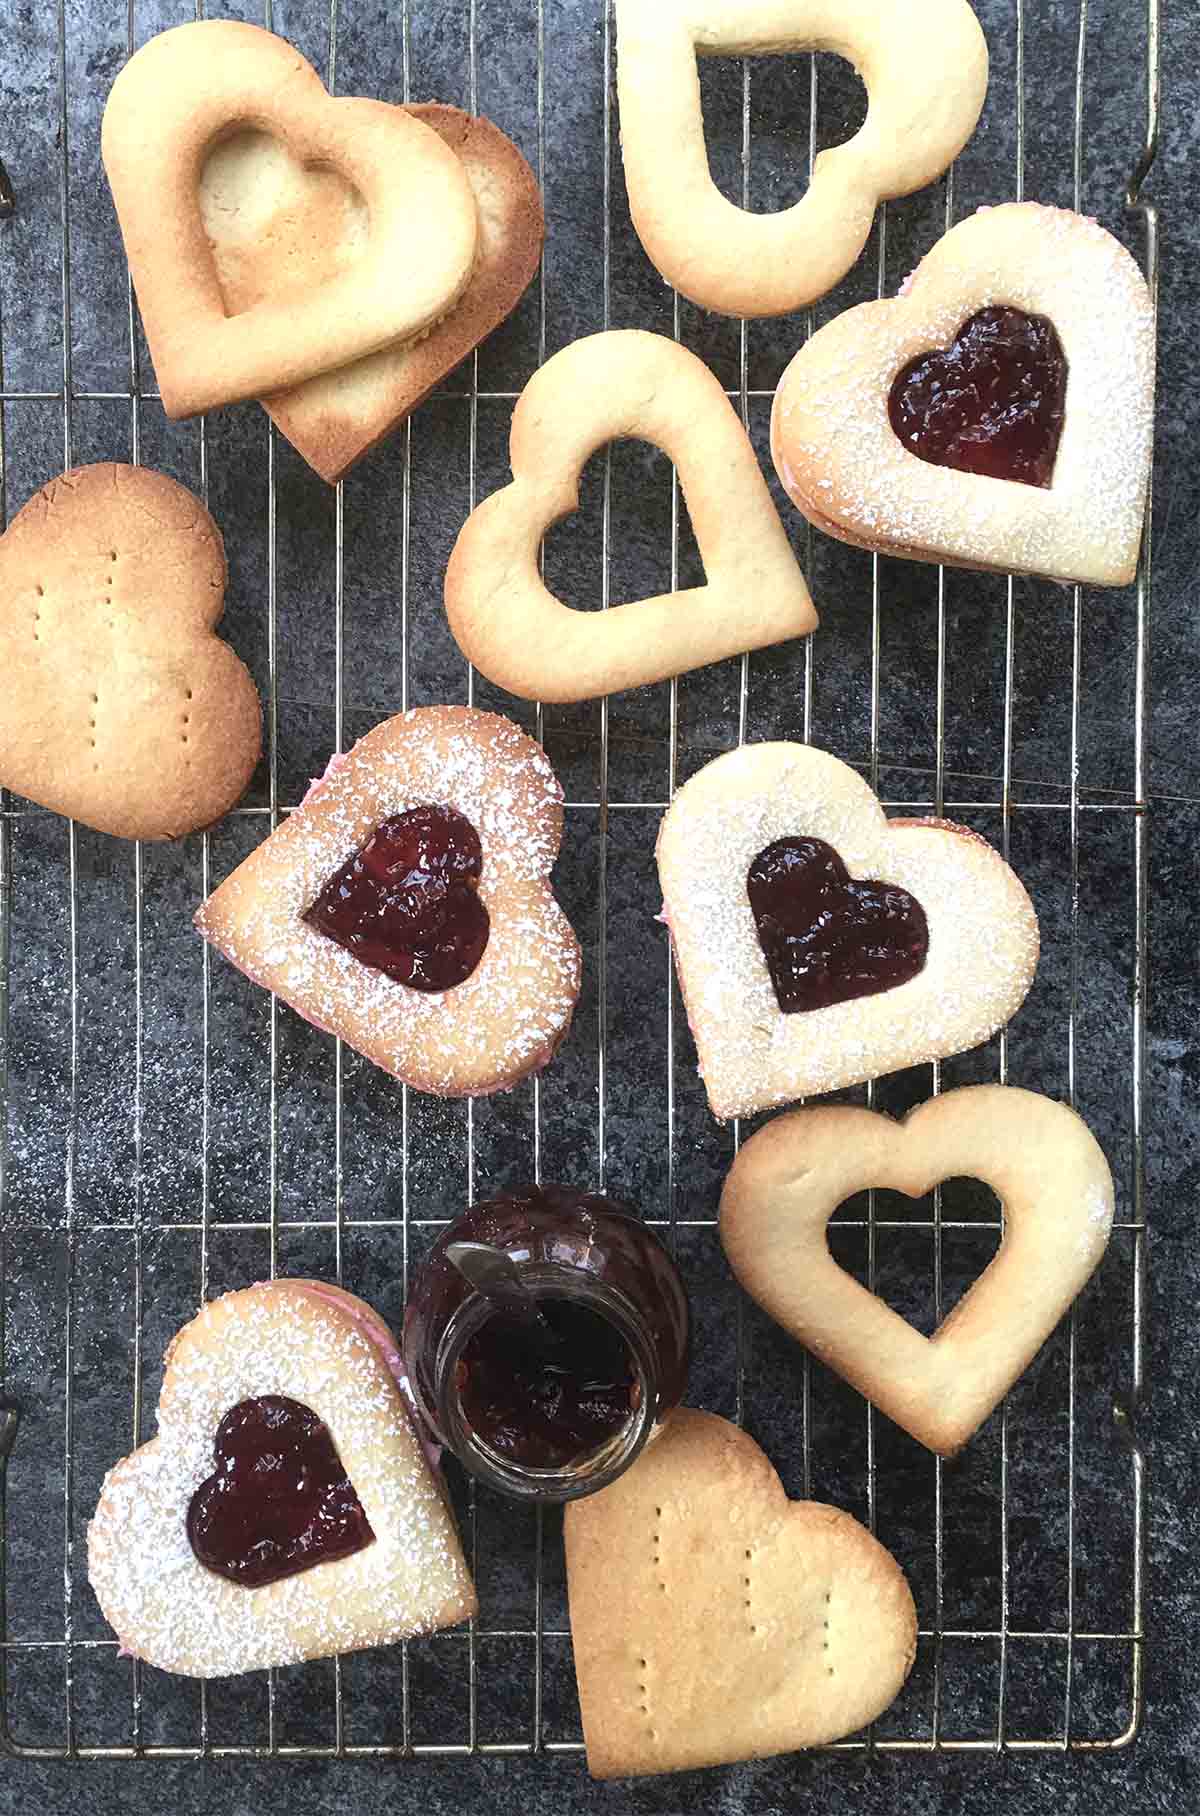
left=87, top=1282, right=475, bottom=1678
left=195, top=707, right=581, bottom=1097
left=772, top=204, right=1155, bottom=587
left=658, top=744, right=1040, bottom=1119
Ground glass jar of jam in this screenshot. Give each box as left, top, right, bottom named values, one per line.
left=403, top=1184, right=690, bottom=1502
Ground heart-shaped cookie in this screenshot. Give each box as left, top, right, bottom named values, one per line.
left=444, top=330, right=816, bottom=702
left=565, top=1408, right=917, bottom=1777
left=102, top=21, right=478, bottom=418
left=88, top=1281, right=476, bottom=1677
left=772, top=204, right=1156, bottom=585
left=657, top=743, right=1039, bottom=1118
left=264, top=106, right=544, bottom=484
left=615, top=0, right=988, bottom=317
left=0, top=464, right=261, bottom=840
left=195, top=706, right=581, bottom=1098
left=720, top=1086, right=1115, bottom=1456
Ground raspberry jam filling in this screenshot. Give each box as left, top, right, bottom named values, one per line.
left=747, top=837, right=928, bottom=1014
left=888, top=305, right=1067, bottom=489
left=457, top=1298, right=638, bottom=1471
left=305, top=804, right=489, bottom=992
left=187, top=1395, right=374, bottom=1588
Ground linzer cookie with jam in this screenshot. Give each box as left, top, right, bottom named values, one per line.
left=771, top=203, right=1155, bottom=585
left=657, top=743, right=1039, bottom=1119
left=196, top=706, right=581, bottom=1098
left=88, top=1281, right=476, bottom=1677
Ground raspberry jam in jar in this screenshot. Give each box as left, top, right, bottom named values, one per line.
left=403, top=1184, right=690, bottom=1502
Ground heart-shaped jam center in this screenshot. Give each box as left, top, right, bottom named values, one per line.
left=186, top=1394, right=374, bottom=1588
left=305, top=803, right=489, bottom=992
left=888, top=306, right=1067, bottom=489
left=747, top=837, right=928, bottom=1014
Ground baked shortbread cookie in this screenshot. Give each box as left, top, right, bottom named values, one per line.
left=772, top=204, right=1156, bottom=585
left=196, top=707, right=581, bottom=1098
left=264, top=105, right=544, bottom=484
left=0, top=463, right=260, bottom=840
left=721, top=1086, right=1114, bottom=1455
left=565, top=1409, right=917, bottom=1777
left=88, top=1281, right=476, bottom=1677
left=657, top=743, right=1039, bottom=1118
left=102, top=22, right=478, bottom=417
left=615, top=0, right=988, bottom=317
left=445, top=330, right=816, bottom=702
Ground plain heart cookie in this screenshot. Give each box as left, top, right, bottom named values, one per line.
left=0, top=463, right=261, bottom=840
left=565, top=1408, right=917, bottom=1776
left=771, top=204, right=1156, bottom=585
left=657, top=742, right=1039, bottom=1118
left=195, top=706, right=581, bottom=1098
left=263, top=105, right=544, bottom=484
left=88, top=1280, right=476, bottom=1677
left=102, top=21, right=478, bottom=417
left=444, top=330, right=816, bottom=702
left=720, top=1086, right=1114, bottom=1455
left=615, top=0, right=988, bottom=317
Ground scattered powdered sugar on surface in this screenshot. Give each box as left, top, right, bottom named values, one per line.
left=87, top=1284, right=473, bottom=1678
left=658, top=745, right=1040, bottom=1120
left=774, top=205, right=1155, bottom=584
left=194, top=708, right=580, bottom=1097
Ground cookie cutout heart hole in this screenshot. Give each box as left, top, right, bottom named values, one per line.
left=831, top=1219, right=1003, bottom=1341
left=305, top=803, right=490, bottom=993
left=199, top=128, right=369, bottom=314
left=699, top=53, right=867, bottom=211
left=186, top=1393, right=374, bottom=1588
left=888, top=306, right=1068, bottom=488
left=747, top=836, right=928, bottom=1014
left=543, top=442, right=701, bottom=610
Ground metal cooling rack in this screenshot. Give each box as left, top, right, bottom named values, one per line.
left=0, top=0, right=1158, bottom=1766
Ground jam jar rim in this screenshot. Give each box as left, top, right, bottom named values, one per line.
left=426, top=1265, right=662, bottom=1504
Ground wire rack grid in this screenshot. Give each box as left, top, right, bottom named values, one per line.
left=0, top=0, right=1158, bottom=1769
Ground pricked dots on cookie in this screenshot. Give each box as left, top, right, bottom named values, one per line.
left=0, top=463, right=261, bottom=841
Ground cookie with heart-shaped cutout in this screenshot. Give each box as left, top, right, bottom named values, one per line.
left=615, top=0, right=988, bottom=317
left=721, top=1086, right=1114, bottom=1456
left=565, top=1408, right=917, bottom=1776
left=0, top=463, right=261, bottom=840
left=196, top=706, right=581, bottom=1098
left=88, top=1280, right=476, bottom=1677
left=772, top=204, right=1156, bottom=585
left=102, top=21, right=478, bottom=417
left=263, top=105, right=544, bottom=484
left=444, top=330, right=816, bottom=702
left=657, top=743, right=1039, bottom=1118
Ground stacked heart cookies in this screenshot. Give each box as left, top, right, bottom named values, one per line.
left=0, top=0, right=1151, bottom=1787
left=102, top=21, right=545, bottom=480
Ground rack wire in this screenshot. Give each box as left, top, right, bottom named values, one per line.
left=0, top=0, right=1158, bottom=1766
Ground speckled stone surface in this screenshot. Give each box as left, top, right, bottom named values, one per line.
left=0, top=0, right=1197, bottom=1811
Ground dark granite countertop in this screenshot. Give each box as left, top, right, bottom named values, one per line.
left=0, top=0, right=1197, bottom=1812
